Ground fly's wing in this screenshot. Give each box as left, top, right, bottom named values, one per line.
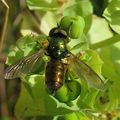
left=69, top=52, right=104, bottom=90
left=4, top=49, right=45, bottom=79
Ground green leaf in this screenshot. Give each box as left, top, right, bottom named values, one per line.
left=6, top=35, right=39, bottom=65
left=6, top=47, right=24, bottom=65
left=88, top=15, right=113, bottom=45
left=26, top=0, right=59, bottom=11
left=90, top=35, right=120, bottom=50
left=63, top=0, right=93, bottom=33
left=15, top=75, right=79, bottom=117
left=109, top=10, right=120, bottom=34
left=39, top=12, right=57, bottom=35
left=16, top=36, right=38, bottom=55
left=55, top=111, right=90, bottom=120
left=103, top=0, right=120, bottom=34
left=94, top=41, right=120, bottom=111
left=68, top=34, right=89, bottom=54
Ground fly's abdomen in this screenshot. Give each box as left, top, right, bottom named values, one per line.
left=45, top=59, right=65, bottom=94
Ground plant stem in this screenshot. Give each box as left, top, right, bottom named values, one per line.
left=0, top=0, right=9, bottom=53
left=0, top=0, right=9, bottom=117
left=90, top=35, right=120, bottom=49
left=0, top=54, right=6, bottom=63
left=0, top=62, right=9, bottom=117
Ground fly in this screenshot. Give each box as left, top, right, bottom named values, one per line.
left=4, top=27, right=104, bottom=94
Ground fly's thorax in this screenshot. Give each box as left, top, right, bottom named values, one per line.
left=46, top=27, right=70, bottom=59
left=47, top=37, right=68, bottom=59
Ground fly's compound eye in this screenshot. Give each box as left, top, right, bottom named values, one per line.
left=49, top=27, right=67, bottom=38
left=49, top=27, right=58, bottom=37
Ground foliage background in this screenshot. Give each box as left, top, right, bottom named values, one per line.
left=0, top=0, right=120, bottom=120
